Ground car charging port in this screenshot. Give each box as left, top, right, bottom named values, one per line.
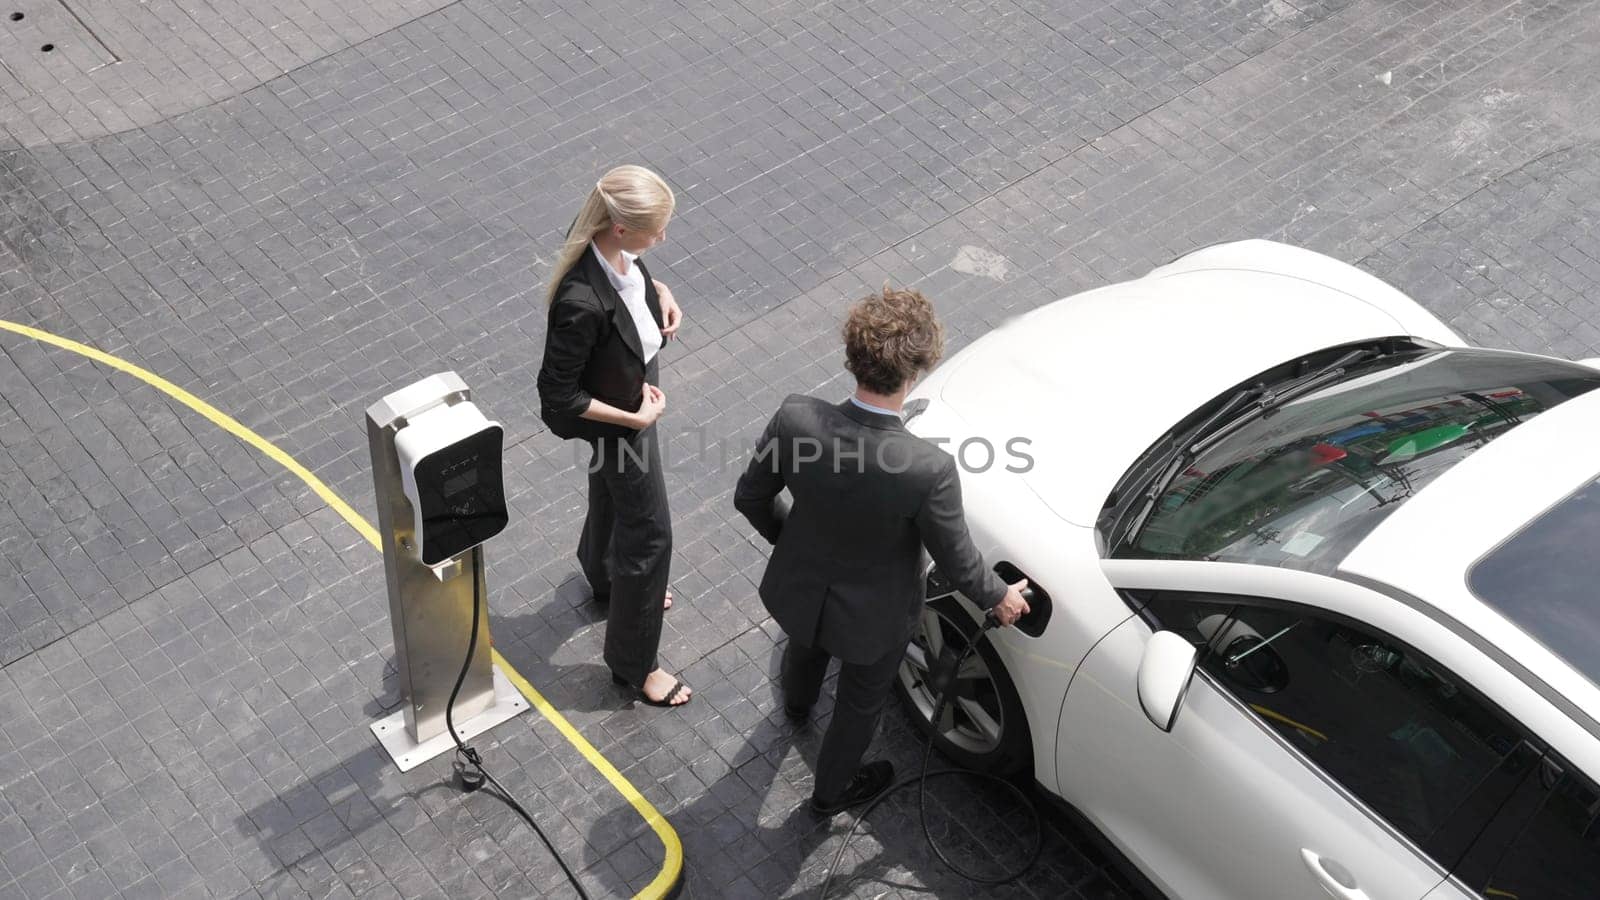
left=994, top=561, right=1050, bottom=637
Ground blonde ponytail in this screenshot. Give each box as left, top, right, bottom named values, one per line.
left=545, top=165, right=675, bottom=304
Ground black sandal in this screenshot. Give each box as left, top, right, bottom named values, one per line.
left=612, top=673, right=692, bottom=707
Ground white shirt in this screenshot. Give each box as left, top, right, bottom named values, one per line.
left=592, top=243, right=662, bottom=364
left=850, top=396, right=900, bottom=417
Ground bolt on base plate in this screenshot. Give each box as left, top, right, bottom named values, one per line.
left=371, top=664, right=529, bottom=772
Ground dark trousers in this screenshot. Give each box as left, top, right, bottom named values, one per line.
left=578, top=424, right=671, bottom=687
left=782, top=638, right=904, bottom=801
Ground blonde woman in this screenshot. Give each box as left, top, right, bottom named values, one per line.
left=536, top=165, right=690, bottom=707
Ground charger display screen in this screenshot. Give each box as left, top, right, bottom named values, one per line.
left=413, top=426, right=507, bottom=565
left=442, top=469, right=479, bottom=496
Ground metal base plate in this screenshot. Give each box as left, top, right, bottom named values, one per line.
left=371, top=665, right=529, bottom=772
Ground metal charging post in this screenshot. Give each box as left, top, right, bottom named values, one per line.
left=366, top=372, right=527, bottom=772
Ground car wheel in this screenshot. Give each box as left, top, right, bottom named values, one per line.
left=895, top=596, right=1031, bottom=775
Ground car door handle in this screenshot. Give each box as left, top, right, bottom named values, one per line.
left=1301, top=849, right=1369, bottom=900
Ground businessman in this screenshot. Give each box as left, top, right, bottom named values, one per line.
left=734, top=285, right=1030, bottom=815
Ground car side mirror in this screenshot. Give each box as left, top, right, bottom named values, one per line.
left=1138, top=631, right=1200, bottom=732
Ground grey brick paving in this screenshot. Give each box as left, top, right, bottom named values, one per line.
left=3, top=0, right=1600, bottom=896
left=0, top=0, right=460, bottom=148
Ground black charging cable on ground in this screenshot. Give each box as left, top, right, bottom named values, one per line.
left=445, top=550, right=591, bottom=900
left=819, top=612, right=1045, bottom=898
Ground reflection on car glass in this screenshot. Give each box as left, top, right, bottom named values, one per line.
left=1479, top=766, right=1600, bottom=898
left=1227, top=622, right=1297, bottom=664
left=1279, top=530, right=1325, bottom=556
left=1152, top=594, right=1521, bottom=849
left=1470, top=474, right=1600, bottom=692
left=1119, top=351, right=1600, bottom=573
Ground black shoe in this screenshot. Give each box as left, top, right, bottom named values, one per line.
left=612, top=672, right=692, bottom=708
left=810, top=761, right=895, bottom=815
left=784, top=702, right=811, bottom=722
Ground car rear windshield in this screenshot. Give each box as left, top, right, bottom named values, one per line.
left=1118, top=350, right=1600, bottom=573
left=1469, top=476, right=1600, bottom=689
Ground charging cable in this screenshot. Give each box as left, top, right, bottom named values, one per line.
left=445, top=550, right=591, bottom=899
left=819, top=611, right=1044, bottom=898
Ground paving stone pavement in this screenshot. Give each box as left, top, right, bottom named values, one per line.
left=3, top=0, right=1600, bottom=896
left=0, top=0, right=459, bottom=148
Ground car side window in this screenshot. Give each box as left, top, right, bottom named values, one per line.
left=1139, top=591, right=1529, bottom=854
left=1469, top=765, right=1600, bottom=899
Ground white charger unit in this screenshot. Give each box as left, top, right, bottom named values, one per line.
left=394, top=399, right=508, bottom=567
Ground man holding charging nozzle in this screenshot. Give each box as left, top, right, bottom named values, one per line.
left=734, top=285, right=1031, bottom=816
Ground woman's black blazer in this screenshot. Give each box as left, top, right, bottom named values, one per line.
left=537, top=245, right=664, bottom=441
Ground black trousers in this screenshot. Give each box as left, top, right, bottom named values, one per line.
left=782, top=638, right=905, bottom=802
left=578, top=423, right=672, bottom=687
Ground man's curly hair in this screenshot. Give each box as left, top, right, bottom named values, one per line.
left=842, top=285, right=945, bottom=394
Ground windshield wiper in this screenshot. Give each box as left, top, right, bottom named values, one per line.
left=1189, top=346, right=1382, bottom=457
left=1119, top=346, right=1393, bottom=547
left=1116, top=342, right=1426, bottom=548
left=1122, top=452, right=1185, bottom=543
left=1117, top=384, right=1260, bottom=541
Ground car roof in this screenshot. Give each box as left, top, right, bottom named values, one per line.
left=1341, top=381, right=1600, bottom=716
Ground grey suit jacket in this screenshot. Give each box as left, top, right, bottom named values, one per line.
left=734, top=395, right=1007, bottom=665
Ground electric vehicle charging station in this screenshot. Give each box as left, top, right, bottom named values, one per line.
left=366, top=372, right=528, bottom=772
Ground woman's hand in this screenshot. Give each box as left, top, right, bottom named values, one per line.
left=633, top=383, right=667, bottom=429
left=581, top=384, right=667, bottom=430
left=655, top=280, right=682, bottom=340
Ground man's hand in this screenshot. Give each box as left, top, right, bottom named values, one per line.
left=654, top=280, right=682, bottom=340
left=991, top=578, right=1031, bottom=627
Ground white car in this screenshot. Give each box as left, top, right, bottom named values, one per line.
left=896, top=240, right=1600, bottom=900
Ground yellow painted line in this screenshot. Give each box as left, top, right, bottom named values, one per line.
left=0, top=320, right=383, bottom=550
left=0, top=319, right=683, bottom=899
left=1249, top=703, right=1329, bottom=743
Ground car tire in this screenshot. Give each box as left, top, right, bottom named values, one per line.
left=895, top=596, right=1032, bottom=775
